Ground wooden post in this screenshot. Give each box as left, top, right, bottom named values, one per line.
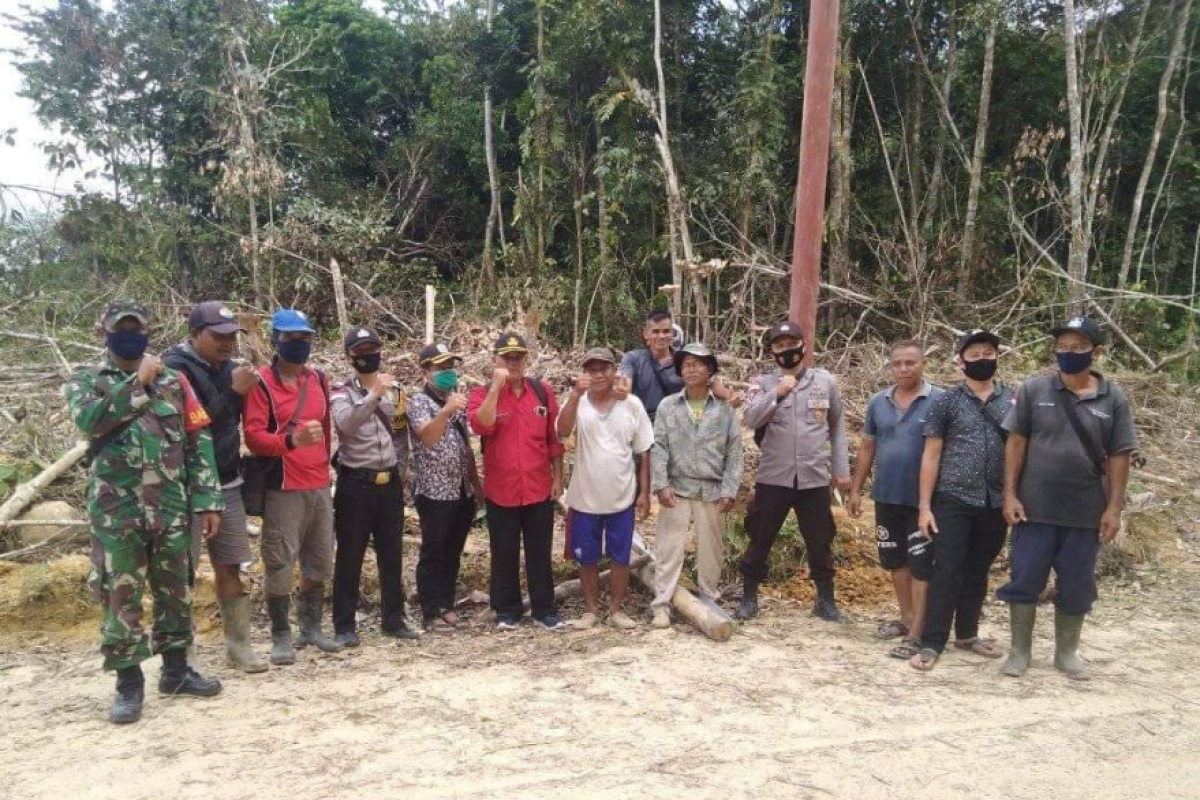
left=329, top=258, right=350, bottom=340
left=425, top=284, right=436, bottom=345
left=789, top=0, right=841, bottom=363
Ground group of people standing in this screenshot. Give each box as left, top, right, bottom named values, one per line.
left=65, top=300, right=1136, bottom=725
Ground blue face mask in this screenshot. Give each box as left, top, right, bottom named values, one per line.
left=276, top=339, right=312, bottom=365
left=107, top=330, right=149, bottom=361
left=1057, top=350, right=1093, bottom=375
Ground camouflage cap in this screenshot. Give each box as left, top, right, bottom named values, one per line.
left=100, top=300, right=150, bottom=333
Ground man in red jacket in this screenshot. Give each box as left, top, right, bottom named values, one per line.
left=243, top=309, right=342, bottom=664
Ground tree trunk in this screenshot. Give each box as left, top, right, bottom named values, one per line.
left=653, top=0, right=692, bottom=318
left=1063, top=0, right=1089, bottom=311
left=481, top=0, right=501, bottom=289
left=1118, top=0, right=1193, bottom=291
left=923, top=1, right=956, bottom=243
left=957, top=14, right=997, bottom=297
left=0, top=442, right=89, bottom=526
left=572, top=141, right=586, bottom=348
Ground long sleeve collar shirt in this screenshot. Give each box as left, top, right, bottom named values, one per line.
left=743, top=368, right=850, bottom=490
left=651, top=391, right=744, bottom=502
left=468, top=379, right=566, bottom=508
left=330, top=377, right=409, bottom=474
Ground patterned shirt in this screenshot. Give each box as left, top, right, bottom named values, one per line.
left=923, top=381, right=1016, bottom=508
left=408, top=389, right=473, bottom=501
left=651, top=392, right=743, bottom=502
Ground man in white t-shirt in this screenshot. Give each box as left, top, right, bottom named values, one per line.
left=557, top=347, right=654, bottom=629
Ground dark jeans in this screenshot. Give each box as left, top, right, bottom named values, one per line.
left=415, top=493, right=476, bottom=621
left=997, top=522, right=1100, bottom=615
left=739, top=483, right=837, bottom=583
left=332, top=470, right=405, bottom=634
left=920, top=494, right=1007, bottom=653
left=486, top=500, right=556, bottom=620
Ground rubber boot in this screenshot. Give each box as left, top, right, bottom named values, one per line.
left=295, top=586, right=343, bottom=653
left=812, top=578, right=841, bottom=622
left=1054, top=609, right=1089, bottom=681
left=109, top=665, right=144, bottom=725
left=1000, top=603, right=1037, bottom=677
left=218, top=595, right=269, bottom=673
left=159, top=649, right=223, bottom=697
left=735, top=577, right=759, bottom=621
left=267, top=594, right=296, bottom=666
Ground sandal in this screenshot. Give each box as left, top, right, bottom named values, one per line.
left=424, top=616, right=454, bottom=633
left=874, top=619, right=909, bottom=640
left=910, top=648, right=940, bottom=671
left=954, top=637, right=1003, bottom=658
left=441, top=610, right=460, bottom=628
left=889, top=637, right=921, bottom=659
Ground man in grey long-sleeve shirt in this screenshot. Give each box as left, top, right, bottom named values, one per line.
left=329, top=326, right=417, bottom=647
left=736, top=320, right=850, bottom=622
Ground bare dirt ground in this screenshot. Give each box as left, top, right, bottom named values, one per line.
left=4, top=526, right=1200, bottom=800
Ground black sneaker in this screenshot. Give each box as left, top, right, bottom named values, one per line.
left=334, top=630, right=361, bottom=648
left=495, top=615, right=521, bottom=631
left=533, top=613, right=566, bottom=631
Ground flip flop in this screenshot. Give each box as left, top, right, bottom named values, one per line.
left=874, top=619, right=909, bottom=640
left=889, top=637, right=921, bottom=659
left=910, top=648, right=940, bottom=671
left=954, top=637, right=1003, bottom=658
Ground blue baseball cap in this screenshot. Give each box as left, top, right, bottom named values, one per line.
left=271, top=308, right=316, bottom=335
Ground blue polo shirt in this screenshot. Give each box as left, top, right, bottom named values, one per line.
left=863, top=381, right=940, bottom=507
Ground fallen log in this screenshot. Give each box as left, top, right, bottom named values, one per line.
left=632, top=561, right=734, bottom=642
left=0, top=441, right=89, bottom=526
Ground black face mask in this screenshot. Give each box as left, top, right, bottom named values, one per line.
left=962, top=358, right=998, bottom=382
left=774, top=346, right=805, bottom=369
left=107, top=330, right=150, bottom=361
left=351, top=353, right=381, bottom=374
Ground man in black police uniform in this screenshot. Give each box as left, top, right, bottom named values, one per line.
left=998, top=317, right=1138, bottom=679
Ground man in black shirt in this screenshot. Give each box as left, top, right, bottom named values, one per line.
left=164, top=302, right=268, bottom=673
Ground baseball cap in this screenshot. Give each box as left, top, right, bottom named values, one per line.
left=672, top=342, right=719, bottom=376
left=343, top=326, right=382, bottom=351
left=418, top=342, right=462, bottom=366
left=188, top=301, right=243, bottom=335
left=1051, top=316, right=1105, bottom=346
left=765, top=320, right=804, bottom=345
left=956, top=328, right=1000, bottom=355
left=581, top=347, right=617, bottom=367
left=494, top=332, right=529, bottom=355
left=271, top=308, right=316, bottom=335
left=100, top=300, right=150, bottom=333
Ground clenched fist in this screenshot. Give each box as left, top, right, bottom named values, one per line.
left=445, top=392, right=469, bottom=414
left=491, top=367, right=510, bottom=390
left=571, top=374, right=592, bottom=398
left=136, top=354, right=163, bottom=387
left=231, top=364, right=259, bottom=395
left=775, top=374, right=798, bottom=399
left=293, top=419, right=324, bottom=447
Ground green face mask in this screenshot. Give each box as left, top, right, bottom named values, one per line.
left=431, top=369, right=459, bottom=392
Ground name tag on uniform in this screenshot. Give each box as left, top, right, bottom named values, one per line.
left=808, top=385, right=830, bottom=410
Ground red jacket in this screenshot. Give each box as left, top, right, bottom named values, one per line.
left=243, top=363, right=332, bottom=491
left=469, top=379, right=565, bottom=507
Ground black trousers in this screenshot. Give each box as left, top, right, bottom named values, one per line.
left=486, top=500, right=556, bottom=620
left=332, top=470, right=405, bottom=634
left=919, top=494, right=1008, bottom=653
left=740, top=483, right=837, bottom=583
left=415, top=493, right=476, bottom=621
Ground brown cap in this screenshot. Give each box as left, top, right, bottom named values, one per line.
left=581, top=347, right=617, bottom=367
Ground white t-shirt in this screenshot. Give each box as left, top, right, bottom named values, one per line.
left=565, top=392, right=655, bottom=514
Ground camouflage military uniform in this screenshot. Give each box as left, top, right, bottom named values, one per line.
left=64, top=355, right=224, bottom=671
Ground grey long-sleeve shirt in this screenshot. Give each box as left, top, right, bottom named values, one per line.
left=651, top=392, right=743, bottom=501
left=330, top=378, right=410, bottom=474
left=743, top=368, right=849, bottom=490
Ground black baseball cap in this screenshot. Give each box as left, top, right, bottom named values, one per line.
left=956, top=328, right=1001, bottom=355
left=343, top=326, right=383, bottom=351
left=188, top=301, right=243, bottom=335
left=418, top=343, right=462, bottom=366
left=494, top=332, right=529, bottom=355
left=765, top=320, right=804, bottom=345
left=1051, top=316, right=1105, bottom=346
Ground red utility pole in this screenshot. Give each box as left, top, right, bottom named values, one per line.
left=788, top=0, right=841, bottom=365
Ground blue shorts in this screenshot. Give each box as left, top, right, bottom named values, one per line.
left=569, top=506, right=635, bottom=566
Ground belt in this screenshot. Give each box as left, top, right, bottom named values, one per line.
left=338, top=465, right=398, bottom=486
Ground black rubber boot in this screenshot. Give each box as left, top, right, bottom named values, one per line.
left=735, top=577, right=759, bottom=621
left=109, top=665, right=144, bottom=725
left=267, top=594, right=296, bottom=666
left=1000, top=603, right=1037, bottom=678
left=294, top=586, right=343, bottom=653
left=812, top=578, right=841, bottom=622
left=159, top=649, right=223, bottom=697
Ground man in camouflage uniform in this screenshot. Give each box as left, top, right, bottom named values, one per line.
left=64, top=301, right=225, bottom=724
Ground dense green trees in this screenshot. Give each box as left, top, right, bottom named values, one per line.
left=2, top=0, right=1196, bottom=362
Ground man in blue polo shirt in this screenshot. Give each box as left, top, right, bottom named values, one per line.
left=998, top=317, right=1138, bottom=680
left=849, top=339, right=941, bottom=659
